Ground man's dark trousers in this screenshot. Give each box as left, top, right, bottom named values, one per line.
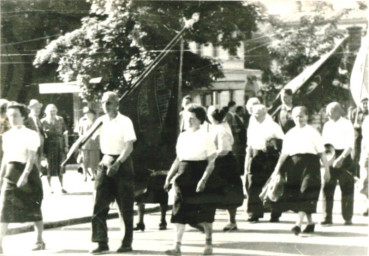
left=322, top=151, right=354, bottom=222
left=92, top=156, right=134, bottom=247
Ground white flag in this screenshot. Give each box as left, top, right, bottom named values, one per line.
left=350, top=32, right=369, bottom=106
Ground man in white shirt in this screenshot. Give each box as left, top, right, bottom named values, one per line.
left=273, top=89, right=295, bottom=133
left=244, top=104, right=284, bottom=222
left=179, top=95, right=192, bottom=132
left=321, top=102, right=355, bottom=225
left=91, top=91, right=137, bottom=254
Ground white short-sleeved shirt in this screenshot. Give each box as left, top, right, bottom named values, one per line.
left=282, top=125, right=324, bottom=156
left=98, top=113, right=137, bottom=155
left=247, top=117, right=284, bottom=150
left=322, top=117, right=355, bottom=150
left=176, top=129, right=216, bottom=161
left=208, top=122, right=234, bottom=155
left=2, top=126, right=40, bottom=164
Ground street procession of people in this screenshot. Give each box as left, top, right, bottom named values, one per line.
left=0, top=89, right=367, bottom=255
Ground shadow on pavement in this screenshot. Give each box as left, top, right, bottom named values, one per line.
left=187, top=241, right=367, bottom=256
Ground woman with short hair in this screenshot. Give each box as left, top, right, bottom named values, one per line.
left=164, top=104, right=217, bottom=255
left=41, top=104, right=68, bottom=193
left=0, top=102, right=45, bottom=253
left=78, top=106, right=100, bottom=181
left=207, top=106, right=243, bottom=231
left=272, top=106, right=330, bottom=235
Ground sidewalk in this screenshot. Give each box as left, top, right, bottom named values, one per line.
left=4, top=208, right=368, bottom=256
left=7, top=168, right=160, bottom=235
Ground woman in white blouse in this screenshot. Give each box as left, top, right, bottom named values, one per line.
left=207, top=106, right=243, bottom=231
left=164, top=104, right=217, bottom=256
left=272, top=106, right=330, bottom=235
left=0, top=102, right=45, bottom=253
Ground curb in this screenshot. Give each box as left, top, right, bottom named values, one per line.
left=7, top=205, right=165, bottom=236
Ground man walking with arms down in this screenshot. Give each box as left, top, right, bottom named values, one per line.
left=91, top=91, right=136, bottom=254
left=321, top=102, right=355, bottom=226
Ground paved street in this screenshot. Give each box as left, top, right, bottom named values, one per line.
left=3, top=208, right=368, bottom=256
left=1, top=169, right=368, bottom=256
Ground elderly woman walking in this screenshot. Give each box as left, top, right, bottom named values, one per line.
left=164, top=104, right=218, bottom=255
left=41, top=104, right=68, bottom=193
left=0, top=102, right=45, bottom=253
left=272, top=106, right=330, bottom=235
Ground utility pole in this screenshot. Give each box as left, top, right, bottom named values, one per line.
left=178, top=37, right=184, bottom=114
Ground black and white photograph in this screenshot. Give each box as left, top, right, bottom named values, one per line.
left=0, top=0, right=368, bottom=255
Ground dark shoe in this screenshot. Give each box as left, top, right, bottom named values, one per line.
left=320, top=220, right=333, bottom=226
left=165, top=248, right=181, bottom=256
left=32, top=241, right=46, bottom=251
left=269, top=217, right=280, bottom=223
left=133, top=222, right=145, bottom=231
left=61, top=188, right=68, bottom=194
left=344, top=220, right=353, bottom=226
left=189, top=223, right=204, bottom=233
left=159, top=222, right=167, bottom=230
left=116, top=245, right=132, bottom=253
left=302, top=224, right=315, bottom=233
left=363, top=210, right=368, bottom=216
left=247, top=217, right=259, bottom=223
left=291, top=226, right=301, bottom=235
left=90, top=243, right=109, bottom=254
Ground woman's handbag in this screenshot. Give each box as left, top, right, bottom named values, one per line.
left=260, top=173, right=285, bottom=203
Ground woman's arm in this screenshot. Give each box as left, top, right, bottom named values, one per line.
left=0, top=153, right=7, bottom=188
left=164, top=157, right=180, bottom=191
left=196, top=153, right=216, bottom=192
left=272, top=153, right=288, bottom=176
left=243, top=146, right=252, bottom=179
left=16, top=150, right=37, bottom=187
left=319, top=152, right=330, bottom=182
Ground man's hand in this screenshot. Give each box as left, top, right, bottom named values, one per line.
left=106, top=160, right=120, bottom=177
left=17, top=172, right=29, bottom=188
left=196, top=179, right=206, bottom=193
left=333, top=156, right=344, bottom=169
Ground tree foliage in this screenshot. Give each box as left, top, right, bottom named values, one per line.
left=1, top=0, right=90, bottom=100
left=262, top=10, right=347, bottom=88
left=34, top=0, right=264, bottom=100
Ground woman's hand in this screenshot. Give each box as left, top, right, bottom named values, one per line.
left=163, top=180, right=171, bottom=192
left=17, top=172, right=29, bottom=188
left=196, top=179, right=206, bottom=193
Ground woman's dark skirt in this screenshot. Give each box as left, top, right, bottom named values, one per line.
left=171, top=160, right=217, bottom=224
left=246, top=150, right=279, bottom=218
left=279, top=154, right=321, bottom=214
left=44, top=136, right=64, bottom=176
left=211, top=152, right=244, bottom=209
left=0, top=162, right=43, bottom=223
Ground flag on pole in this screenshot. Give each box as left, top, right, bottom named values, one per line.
left=350, top=32, right=369, bottom=106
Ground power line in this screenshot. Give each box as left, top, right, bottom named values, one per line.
left=1, top=34, right=60, bottom=47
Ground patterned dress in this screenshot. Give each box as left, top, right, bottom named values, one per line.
left=41, top=116, right=67, bottom=176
